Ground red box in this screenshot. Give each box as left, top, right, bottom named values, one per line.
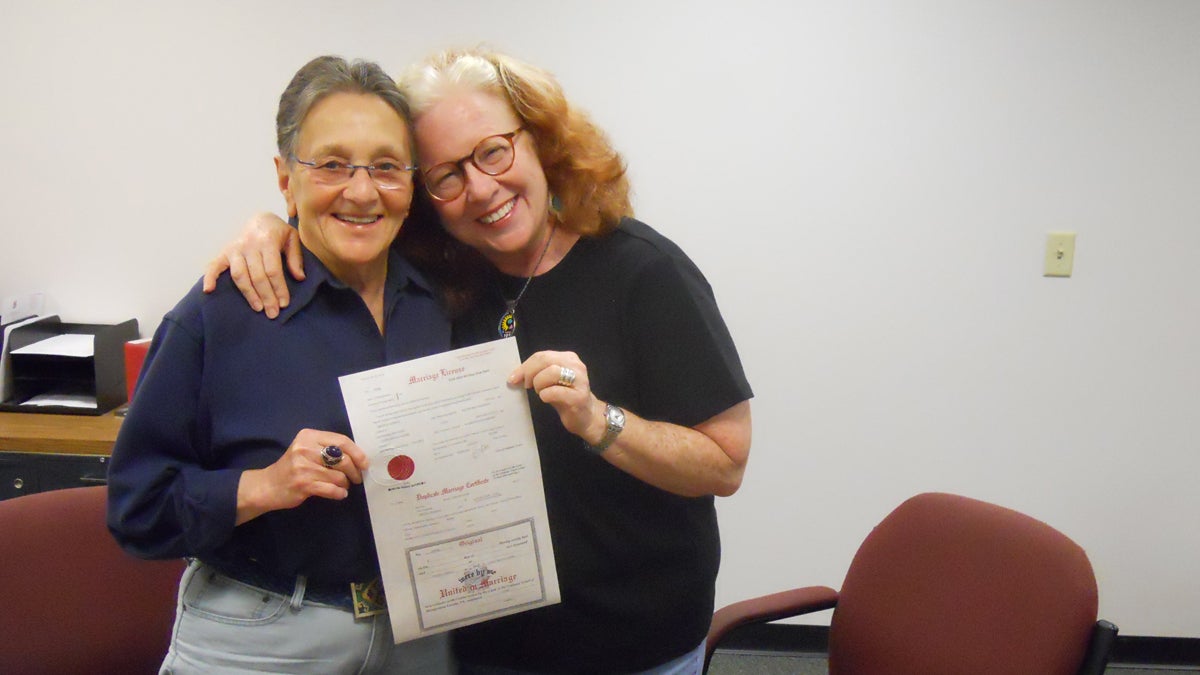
left=124, top=338, right=151, bottom=402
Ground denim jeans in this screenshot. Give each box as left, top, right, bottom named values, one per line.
left=159, top=560, right=453, bottom=675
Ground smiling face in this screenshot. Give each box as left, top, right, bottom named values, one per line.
left=414, top=90, right=552, bottom=276
left=276, top=91, right=414, bottom=283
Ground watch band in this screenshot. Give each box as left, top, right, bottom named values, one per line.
left=590, top=403, right=625, bottom=455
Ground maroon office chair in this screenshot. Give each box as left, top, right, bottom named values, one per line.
left=705, top=492, right=1117, bottom=675
left=0, top=486, right=185, bottom=674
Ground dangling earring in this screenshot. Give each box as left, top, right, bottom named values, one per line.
left=549, top=193, right=563, bottom=217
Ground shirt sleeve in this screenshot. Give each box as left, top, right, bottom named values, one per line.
left=624, top=251, right=753, bottom=428
left=105, top=301, right=241, bottom=560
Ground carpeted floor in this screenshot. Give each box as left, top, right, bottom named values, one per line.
left=706, top=649, right=1199, bottom=674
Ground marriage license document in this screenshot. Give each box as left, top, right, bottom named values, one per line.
left=339, top=338, right=560, bottom=643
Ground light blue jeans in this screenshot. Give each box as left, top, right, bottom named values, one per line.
left=457, top=640, right=705, bottom=675
left=159, top=559, right=453, bottom=675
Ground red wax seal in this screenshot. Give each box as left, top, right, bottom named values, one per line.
left=388, top=455, right=415, bottom=481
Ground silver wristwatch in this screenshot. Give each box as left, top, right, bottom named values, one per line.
left=590, top=403, right=625, bottom=454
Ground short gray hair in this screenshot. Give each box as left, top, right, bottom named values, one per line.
left=276, top=55, right=412, bottom=161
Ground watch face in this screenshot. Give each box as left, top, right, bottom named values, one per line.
left=591, top=405, right=625, bottom=454
left=608, top=406, right=625, bottom=428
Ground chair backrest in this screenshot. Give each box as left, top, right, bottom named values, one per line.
left=828, top=492, right=1099, bottom=675
left=0, top=486, right=185, bottom=674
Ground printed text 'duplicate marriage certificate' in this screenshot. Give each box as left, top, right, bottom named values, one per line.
left=339, top=338, right=560, bottom=643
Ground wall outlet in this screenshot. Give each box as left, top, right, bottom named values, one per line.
left=1, top=293, right=45, bottom=322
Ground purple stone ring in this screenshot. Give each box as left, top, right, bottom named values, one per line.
left=320, top=445, right=344, bottom=468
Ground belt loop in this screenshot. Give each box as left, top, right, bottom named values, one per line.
left=290, top=575, right=307, bottom=611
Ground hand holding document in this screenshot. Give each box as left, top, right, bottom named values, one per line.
left=339, top=338, right=560, bottom=643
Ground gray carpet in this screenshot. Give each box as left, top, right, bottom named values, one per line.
left=706, top=650, right=1198, bottom=674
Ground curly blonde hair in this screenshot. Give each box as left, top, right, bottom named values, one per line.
left=400, top=48, right=632, bottom=236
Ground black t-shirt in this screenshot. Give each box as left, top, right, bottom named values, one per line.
left=452, top=218, right=753, bottom=673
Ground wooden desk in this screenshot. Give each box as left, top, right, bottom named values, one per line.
left=0, top=411, right=123, bottom=456
left=0, top=412, right=123, bottom=500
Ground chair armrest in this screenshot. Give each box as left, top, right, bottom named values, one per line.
left=704, top=585, right=839, bottom=671
left=1076, top=619, right=1119, bottom=675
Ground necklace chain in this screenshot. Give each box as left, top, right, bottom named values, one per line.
left=498, top=225, right=557, bottom=337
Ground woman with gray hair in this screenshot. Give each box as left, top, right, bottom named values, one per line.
left=107, top=55, right=453, bottom=674
left=205, top=47, right=753, bottom=674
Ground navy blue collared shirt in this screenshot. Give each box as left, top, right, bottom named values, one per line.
left=107, top=248, right=450, bottom=584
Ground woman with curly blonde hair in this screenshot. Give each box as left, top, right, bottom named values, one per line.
left=205, top=47, right=753, bottom=674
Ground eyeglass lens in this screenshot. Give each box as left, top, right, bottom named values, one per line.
left=303, top=160, right=413, bottom=191
left=424, top=131, right=519, bottom=201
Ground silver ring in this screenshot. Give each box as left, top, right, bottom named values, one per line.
left=320, top=446, right=344, bottom=467
left=557, top=366, right=577, bottom=388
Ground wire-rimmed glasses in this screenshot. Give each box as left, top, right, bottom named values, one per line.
left=292, top=157, right=417, bottom=191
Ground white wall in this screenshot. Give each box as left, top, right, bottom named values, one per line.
left=3, top=0, right=1197, bottom=638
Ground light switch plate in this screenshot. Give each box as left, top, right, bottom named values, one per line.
left=1044, top=232, right=1076, bottom=277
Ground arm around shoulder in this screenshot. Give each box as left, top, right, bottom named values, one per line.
left=201, top=212, right=303, bottom=318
